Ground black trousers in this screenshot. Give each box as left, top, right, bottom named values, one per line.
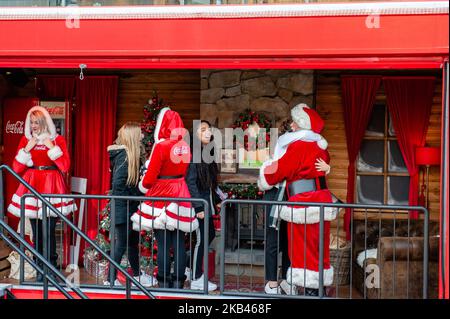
left=154, top=229, right=186, bottom=285
left=30, top=217, right=58, bottom=267
left=264, top=188, right=290, bottom=282
left=109, top=222, right=140, bottom=281
left=191, top=216, right=215, bottom=280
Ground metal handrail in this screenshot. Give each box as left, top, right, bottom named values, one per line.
left=0, top=220, right=87, bottom=299
left=219, top=198, right=430, bottom=299
left=0, top=164, right=154, bottom=299
left=23, top=193, right=211, bottom=295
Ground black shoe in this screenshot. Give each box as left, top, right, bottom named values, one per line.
left=157, top=275, right=173, bottom=288
left=36, top=273, right=43, bottom=282
left=172, top=280, right=185, bottom=289
left=305, top=288, right=319, bottom=297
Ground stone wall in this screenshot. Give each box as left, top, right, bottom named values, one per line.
left=200, top=70, right=314, bottom=129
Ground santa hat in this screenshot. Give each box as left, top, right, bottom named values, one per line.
left=291, top=103, right=328, bottom=149
left=291, top=103, right=324, bottom=134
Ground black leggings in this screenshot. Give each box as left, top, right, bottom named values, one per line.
left=30, top=217, right=58, bottom=267
left=191, top=216, right=215, bottom=280
left=154, top=229, right=186, bottom=284
left=264, top=188, right=290, bottom=282
left=109, top=223, right=140, bottom=281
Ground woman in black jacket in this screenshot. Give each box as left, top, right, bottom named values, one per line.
left=105, top=122, right=155, bottom=287
left=185, top=120, right=219, bottom=291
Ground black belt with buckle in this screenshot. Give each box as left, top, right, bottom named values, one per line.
left=288, top=176, right=327, bottom=196
left=158, top=175, right=183, bottom=180
left=31, top=166, right=58, bottom=171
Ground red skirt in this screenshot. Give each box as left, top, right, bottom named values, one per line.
left=7, top=169, right=77, bottom=219
left=130, top=178, right=198, bottom=233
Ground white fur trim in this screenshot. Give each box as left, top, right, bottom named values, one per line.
left=47, top=145, right=63, bottom=161
left=24, top=106, right=57, bottom=141
left=274, top=130, right=321, bottom=160
left=12, top=194, right=75, bottom=207
left=286, top=266, right=334, bottom=288
left=165, top=216, right=199, bottom=233
left=15, top=148, right=33, bottom=167
left=279, top=205, right=338, bottom=224
left=166, top=203, right=195, bottom=218
left=291, top=103, right=311, bottom=130
left=154, top=107, right=170, bottom=144
left=144, top=159, right=150, bottom=169
left=317, top=137, right=328, bottom=150
left=138, top=180, right=148, bottom=194
left=130, top=212, right=166, bottom=231
left=257, top=160, right=274, bottom=191
left=137, top=202, right=165, bottom=217
left=38, top=203, right=77, bottom=218
left=7, top=204, right=39, bottom=219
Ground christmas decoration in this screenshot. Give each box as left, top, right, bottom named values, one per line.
left=83, top=196, right=158, bottom=279
left=219, top=183, right=264, bottom=200
left=141, top=91, right=170, bottom=155
left=232, top=109, right=272, bottom=151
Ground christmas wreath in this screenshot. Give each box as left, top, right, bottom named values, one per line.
left=232, top=109, right=272, bottom=151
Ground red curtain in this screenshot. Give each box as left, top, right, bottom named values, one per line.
left=36, top=76, right=76, bottom=100
left=341, top=76, right=382, bottom=239
left=384, top=76, right=435, bottom=218
left=73, top=76, right=118, bottom=242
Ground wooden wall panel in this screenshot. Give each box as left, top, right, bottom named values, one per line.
left=116, top=70, right=200, bottom=134
left=316, top=72, right=442, bottom=225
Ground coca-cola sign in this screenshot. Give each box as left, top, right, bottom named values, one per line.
left=5, top=120, right=24, bottom=135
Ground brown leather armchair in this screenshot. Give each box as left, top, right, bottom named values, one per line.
left=352, top=219, right=439, bottom=299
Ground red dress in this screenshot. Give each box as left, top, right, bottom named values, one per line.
left=130, top=107, right=198, bottom=233
left=7, top=135, right=76, bottom=219
left=258, top=137, right=337, bottom=289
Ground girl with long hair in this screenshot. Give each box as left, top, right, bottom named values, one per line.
left=185, top=120, right=219, bottom=291
left=105, top=122, right=155, bottom=287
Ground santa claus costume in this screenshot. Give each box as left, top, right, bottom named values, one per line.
left=7, top=106, right=76, bottom=276
left=130, top=107, right=198, bottom=233
left=258, top=104, right=338, bottom=295
left=130, top=107, right=197, bottom=288
left=7, top=106, right=76, bottom=219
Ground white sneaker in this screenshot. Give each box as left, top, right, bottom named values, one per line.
left=190, top=274, right=217, bottom=291
left=184, top=267, right=191, bottom=281
left=280, top=279, right=297, bottom=295
left=103, top=279, right=122, bottom=287
left=133, top=273, right=157, bottom=287
left=264, top=282, right=280, bottom=294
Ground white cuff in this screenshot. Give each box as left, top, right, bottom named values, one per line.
left=47, top=146, right=63, bottom=161
left=16, top=148, right=33, bottom=167
left=257, top=161, right=273, bottom=191
left=138, top=179, right=148, bottom=194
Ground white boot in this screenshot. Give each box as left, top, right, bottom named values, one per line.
left=133, top=272, right=157, bottom=287
left=280, top=279, right=297, bottom=295
left=264, top=282, right=280, bottom=294
left=103, top=279, right=122, bottom=287
left=190, top=274, right=217, bottom=291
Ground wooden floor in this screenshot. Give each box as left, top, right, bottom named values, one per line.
left=0, top=267, right=362, bottom=298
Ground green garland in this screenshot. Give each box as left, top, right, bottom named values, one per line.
left=232, top=109, right=272, bottom=151
left=220, top=183, right=264, bottom=200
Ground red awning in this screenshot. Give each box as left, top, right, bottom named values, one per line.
left=0, top=2, right=448, bottom=69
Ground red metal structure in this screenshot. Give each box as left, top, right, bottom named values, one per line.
left=0, top=1, right=448, bottom=298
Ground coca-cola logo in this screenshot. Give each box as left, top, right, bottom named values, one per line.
left=5, top=120, right=24, bottom=134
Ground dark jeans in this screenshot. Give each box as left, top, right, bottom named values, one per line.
left=264, top=188, right=290, bottom=282
left=30, top=217, right=58, bottom=267
left=191, top=216, right=215, bottom=280
left=154, top=229, right=186, bottom=286
left=109, top=222, right=140, bottom=281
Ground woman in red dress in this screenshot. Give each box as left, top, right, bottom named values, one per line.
left=130, top=107, right=197, bottom=289
left=7, top=106, right=76, bottom=280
